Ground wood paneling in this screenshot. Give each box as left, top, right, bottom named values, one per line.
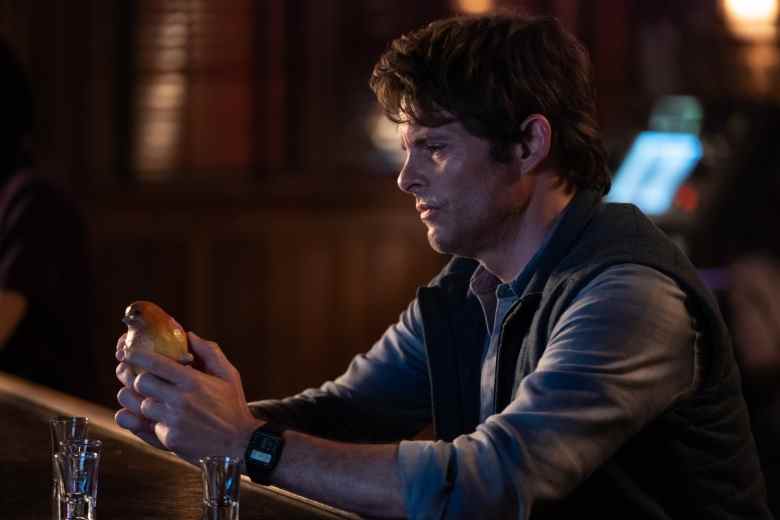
left=91, top=235, right=192, bottom=403
left=88, top=204, right=447, bottom=406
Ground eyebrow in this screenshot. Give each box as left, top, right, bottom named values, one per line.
left=400, top=133, right=448, bottom=151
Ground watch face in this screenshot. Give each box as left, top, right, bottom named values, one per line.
left=249, top=448, right=272, bottom=464
left=248, top=433, right=281, bottom=466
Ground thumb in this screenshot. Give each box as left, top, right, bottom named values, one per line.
left=187, top=331, right=233, bottom=380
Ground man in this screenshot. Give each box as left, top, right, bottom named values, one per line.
left=115, top=14, right=771, bottom=518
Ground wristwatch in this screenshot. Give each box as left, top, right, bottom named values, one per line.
left=244, top=422, right=286, bottom=485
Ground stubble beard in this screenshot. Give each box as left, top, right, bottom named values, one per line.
left=424, top=218, right=482, bottom=258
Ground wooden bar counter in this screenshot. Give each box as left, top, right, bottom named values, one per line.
left=0, top=372, right=361, bottom=519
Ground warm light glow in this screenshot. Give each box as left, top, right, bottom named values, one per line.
left=368, top=112, right=405, bottom=168
left=452, top=0, right=494, bottom=15
left=144, top=75, right=185, bottom=110
left=136, top=10, right=189, bottom=175
left=724, top=0, right=777, bottom=21
left=142, top=119, right=178, bottom=148
left=721, top=0, right=779, bottom=40
left=137, top=117, right=179, bottom=178
left=157, top=49, right=187, bottom=70
left=160, top=21, right=187, bottom=46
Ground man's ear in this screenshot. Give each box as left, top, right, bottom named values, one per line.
left=512, top=114, right=552, bottom=175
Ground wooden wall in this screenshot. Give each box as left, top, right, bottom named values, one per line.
left=87, top=185, right=447, bottom=406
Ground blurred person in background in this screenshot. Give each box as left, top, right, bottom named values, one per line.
left=114, top=14, right=772, bottom=518
left=0, top=37, right=95, bottom=399
left=730, top=255, right=780, bottom=516
left=691, top=105, right=780, bottom=516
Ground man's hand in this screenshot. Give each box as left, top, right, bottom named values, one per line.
left=115, top=333, right=168, bottom=450
left=116, top=332, right=406, bottom=517
left=115, top=331, right=261, bottom=462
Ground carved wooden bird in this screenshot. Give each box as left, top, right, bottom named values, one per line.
left=122, top=301, right=193, bottom=373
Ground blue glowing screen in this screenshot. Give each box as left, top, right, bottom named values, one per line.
left=607, top=131, right=703, bottom=215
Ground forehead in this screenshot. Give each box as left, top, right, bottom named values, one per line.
left=399, top=120, right=471, bottom=143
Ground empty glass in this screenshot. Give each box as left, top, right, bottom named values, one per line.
left=50, top=417, right=89, bottom=519
left=200, top=456, right=241, bottom=520
left=54, top=439, right=103, bottom=520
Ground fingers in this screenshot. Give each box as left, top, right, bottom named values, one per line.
left=132, top=430, right=167, bottom=451
left=115, top=334, right=138, bottom=389
left=117, top=386, right=144, bottom=415
left=133, top=371, right=179, bottom=402
left=187, top=331, right=234, bottom=380
left=116, top=362, right=135, bottom=387
left=124, top=349, right=191, bottom=386
left=139, top=397, right=167, bottom=423
left=154, top=421, right=172, bottom=450
left=114, top=408, right=154, bottom=434
left=115, top=333, right=128, bottom=354
left=115, top=409, right=167, bottom=450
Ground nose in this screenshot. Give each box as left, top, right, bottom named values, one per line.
left=397, top=154, right=426, bottom=195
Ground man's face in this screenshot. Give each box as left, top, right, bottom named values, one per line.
left=397, top=121, right=521, bottom=258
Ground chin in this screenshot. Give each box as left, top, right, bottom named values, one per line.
left=426, top=229, right=458, bottom=256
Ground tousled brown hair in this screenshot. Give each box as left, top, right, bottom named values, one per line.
left=370, top=14, right=611, bottom=194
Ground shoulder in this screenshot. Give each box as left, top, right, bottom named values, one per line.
left=573, top=202, right=680, bottom=264
left=580, top=263, right=686, bottom=302
left=549, top=263, right=697, bottom=361
left=552, top=263, right=694, bottom=340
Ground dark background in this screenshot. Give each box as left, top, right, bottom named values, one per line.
left=0, top=0, right=777, bottom=407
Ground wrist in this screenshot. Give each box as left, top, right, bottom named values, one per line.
left=234, top=418, right=265, bottom=463
left=244, top=421, right=287, bottom=485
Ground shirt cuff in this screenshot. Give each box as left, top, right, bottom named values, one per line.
left=398, top=440, right=453, bottom=518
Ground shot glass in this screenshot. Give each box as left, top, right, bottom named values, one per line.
left=50, top=417, right=89, bottom=519
left=54, top=439, right=103, bottom=520
left=200, top=456, right=241, bottom=520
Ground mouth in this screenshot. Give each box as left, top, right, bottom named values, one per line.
left=416, top=201, right=443, bottom=221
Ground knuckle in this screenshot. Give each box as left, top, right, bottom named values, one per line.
left=117, top=387, right=131, bottom=406
left=139, top=397, right=153, bottom=415
left=116, top=388, right=127, bottom=407
left=155, top=424, right=171, bottom=447
left=134, top=373, right=150, bottom=394
left=117, top=365, right=134, bottom=386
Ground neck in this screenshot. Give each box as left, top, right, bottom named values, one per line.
left=478, top=174, right=575, bottom=283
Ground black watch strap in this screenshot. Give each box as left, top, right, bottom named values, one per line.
left=244, top=422, right=286, bottom=485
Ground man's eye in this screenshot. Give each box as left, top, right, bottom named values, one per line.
left=425, top=144, right=445, bottom=154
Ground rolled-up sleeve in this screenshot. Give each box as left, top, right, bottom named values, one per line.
left=397, top=265, right=697, bottom=519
